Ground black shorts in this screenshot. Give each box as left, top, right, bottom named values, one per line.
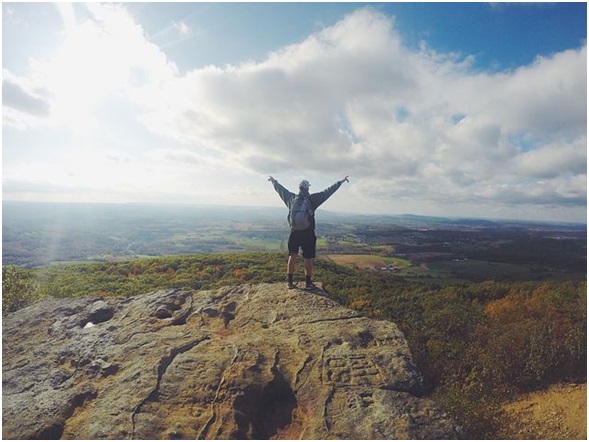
left=288, top=229, right=317, bottom=259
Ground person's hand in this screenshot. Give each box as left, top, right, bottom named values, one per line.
left=268, top=176, right=276, bottom=183
left=342, top=176, right=349, bottom=183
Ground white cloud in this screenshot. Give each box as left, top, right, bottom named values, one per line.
left=149, top=148, right=228, bottom=171
left=442, top=47, right=587, bottom=139
left=2, top=6, right=586, bottom=221
left=132, top=7, right=584, bottom=218
left=2, top=70, right=51, bottom=128
left=3, top=3, right=177, bottom=133
left=513, top=138, right=587, bottom=179
left=173, top=21, right=191, bottom=37
left=55, top=2, right=76, bottom=32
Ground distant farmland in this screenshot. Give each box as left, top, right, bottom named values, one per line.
left=325, top=254, right=410, bottom=271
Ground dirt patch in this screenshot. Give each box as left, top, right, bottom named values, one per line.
left=325, top=254, right=409, bottom=271
left=500, top=383, right=586, bottom=440
left=326, top=254, right=388, bottom=270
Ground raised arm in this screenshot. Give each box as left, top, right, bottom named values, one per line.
left=268, top=176, right=295, bottom=207
left=310, top=176, right=349, bottom=209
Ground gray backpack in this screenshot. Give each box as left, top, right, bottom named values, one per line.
left=289, top=195, right=313, bottom=230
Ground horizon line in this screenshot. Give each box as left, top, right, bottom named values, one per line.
left=3, top=200, right=586, bottom=226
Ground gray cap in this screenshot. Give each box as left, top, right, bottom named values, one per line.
left=299, top=180, right=310, bottom=190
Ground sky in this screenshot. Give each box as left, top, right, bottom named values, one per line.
left=2, top=2, right=587, bottom=223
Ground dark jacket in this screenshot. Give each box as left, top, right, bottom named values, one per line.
left=272, top=180, right=344, bottom=230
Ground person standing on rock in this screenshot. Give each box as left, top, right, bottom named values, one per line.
left=268, top=175, right=349, bottom=290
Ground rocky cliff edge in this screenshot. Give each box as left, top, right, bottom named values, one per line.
left=2, top=283, right=459, bottom=439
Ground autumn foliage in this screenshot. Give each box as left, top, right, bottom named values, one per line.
left=478, top=282, right=586, bottom=392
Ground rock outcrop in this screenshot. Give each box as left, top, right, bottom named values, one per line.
left=3, top=283, right=459, bottom=439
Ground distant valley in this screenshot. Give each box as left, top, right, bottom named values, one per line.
left=3, top=201, right=585, bottom=282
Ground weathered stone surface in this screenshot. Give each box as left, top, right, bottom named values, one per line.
left=2, top=283, right=459, bottom=439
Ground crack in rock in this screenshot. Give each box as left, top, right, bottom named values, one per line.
left=131, top=336, right=210, bottom=438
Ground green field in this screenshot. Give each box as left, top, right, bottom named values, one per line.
left=423, top=259, right=578, bottom=282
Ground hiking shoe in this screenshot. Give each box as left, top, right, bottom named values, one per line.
left=305, top=282, right=318, bottom=290
left=287, top=282, right=296, bottom=289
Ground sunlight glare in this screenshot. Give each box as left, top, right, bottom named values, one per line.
left=44, top=4, right=151, bottom=133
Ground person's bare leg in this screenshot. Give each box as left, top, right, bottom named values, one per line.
left=304, top=258, right=313, bottom=286
left=304, top=258, right=313, bottom=276
left=288, top=254, right=297, bottom=274
left=287, top=254, right=296, bottom=287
